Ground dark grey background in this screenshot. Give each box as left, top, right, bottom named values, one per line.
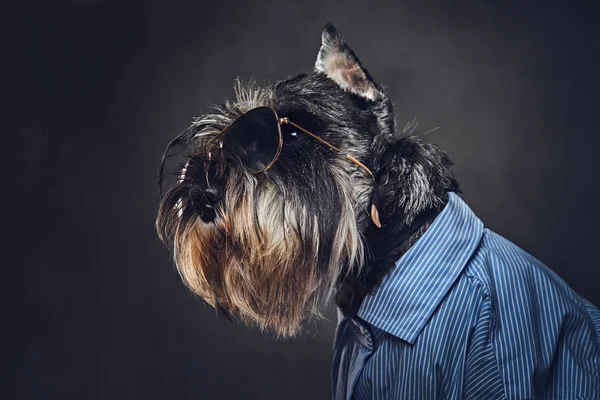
left=6, top=1, right=600, bottom=399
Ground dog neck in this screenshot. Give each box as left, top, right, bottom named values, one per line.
left=335, top=134, right=458, bottom=317
left=335, top=197, right=447, bottom=317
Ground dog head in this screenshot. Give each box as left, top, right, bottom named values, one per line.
left=156, top=24, right=396, bottom=337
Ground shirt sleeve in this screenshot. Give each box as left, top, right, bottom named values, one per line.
left=481, top=234, right=600, bottom=399
left=462, top=287, right=506, bottom=400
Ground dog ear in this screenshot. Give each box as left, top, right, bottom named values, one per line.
left=315, top=23, right=381, bottom=101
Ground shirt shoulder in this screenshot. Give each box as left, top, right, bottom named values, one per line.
left=466, top=228, right=599, bottom=319
left=463, top=229, right=600, bottom=399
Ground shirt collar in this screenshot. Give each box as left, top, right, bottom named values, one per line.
left=357, top=192, right=484, bottom=343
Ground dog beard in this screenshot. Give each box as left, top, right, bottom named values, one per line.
left=156, top=160, right=364, bottom=337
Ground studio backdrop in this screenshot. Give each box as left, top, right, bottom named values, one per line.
left=8, top=1, right=600, bottom=399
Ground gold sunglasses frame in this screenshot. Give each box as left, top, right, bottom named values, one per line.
left=208, top=107, right=375, bottom=177
left=207, top=106, right=381, bottom=227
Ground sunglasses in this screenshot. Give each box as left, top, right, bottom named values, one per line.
left=207, top=106, right=381, bottom=227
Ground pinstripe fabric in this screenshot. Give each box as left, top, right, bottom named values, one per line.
left=332, top=193, right=600, bottom=399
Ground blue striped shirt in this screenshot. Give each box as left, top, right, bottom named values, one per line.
left=332, top=193, right=600, bottom=399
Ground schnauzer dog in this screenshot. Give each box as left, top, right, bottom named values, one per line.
left=156, top=23, right=599, bottom=399
left=156, top=24, right=458, bottom=336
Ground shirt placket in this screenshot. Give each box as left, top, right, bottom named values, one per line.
left=332, top=317, right=374, bottom=400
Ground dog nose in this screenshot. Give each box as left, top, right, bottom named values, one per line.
left=189, top=185, right=221, bottom=223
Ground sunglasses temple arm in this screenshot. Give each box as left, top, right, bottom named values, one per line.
left=283, top=117, right=382, bottom=228
left=348, top=154, right=381, bottom=228
left=285, top=119, right=381, bottom=227
left=284, top=120, right=376, bottom=181
left=346, top=155, right=375, bottom=180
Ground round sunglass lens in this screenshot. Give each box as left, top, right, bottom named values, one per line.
left=222, top=107, right=281, bottom=173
